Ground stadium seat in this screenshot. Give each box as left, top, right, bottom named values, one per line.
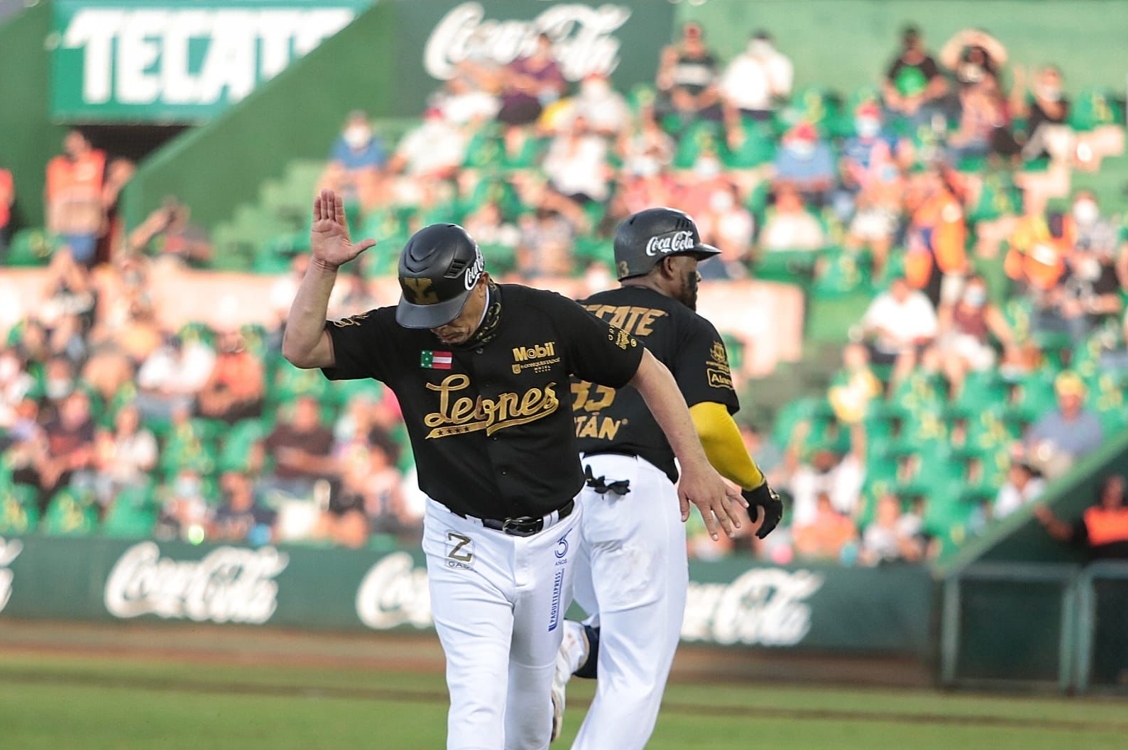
left=812, top=247, right=871, bottom=298
left=1007, top=373, right=1058, bottom=422
left=217, top=419, right=268, bottom=474
left=41, top=487, right=99, bottom=536
left=269, top=360, right=334, bottom=409
left=1068, top=88, right=1126, bottom=131
left=5, top=229, right=58, bottom=267
left=722, top=118, right=776, bottom=169
left=101, top=485, right=157, bottom=539
left=0, top=483, right=40, bottom=535
left=673, top=121, right=725, bottom=169
left=950, top=371, right=1008, bottom=418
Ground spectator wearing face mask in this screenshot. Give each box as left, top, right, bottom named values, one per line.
left=759, top=186, right=827, bottom=253
left=924, top=275, right=1018, bottom=398
left=719, top=30, right=793, bottom=123
left=1008, top=65, right=1071, bottom=162
left=696, top=183, right=754, bottom=279
left=319, top=111, right=387, bottom=211
left=772, top=121, right=836, bottom=203
left=561, top=72, right=630, bottom=137
left=939, top=28, right=1008, bottom=93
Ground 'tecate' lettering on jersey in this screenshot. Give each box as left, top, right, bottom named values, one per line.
left=574, top=415, right=624, bottom=440
left=423, top=374, right=560, bottom=439
left=583, top=305, right=667, bottom=337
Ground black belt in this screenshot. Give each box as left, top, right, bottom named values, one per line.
left=471, top=499, right=575, bottom=538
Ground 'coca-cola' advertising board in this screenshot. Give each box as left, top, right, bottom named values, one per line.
left=0, top=536, right=933, bottom=654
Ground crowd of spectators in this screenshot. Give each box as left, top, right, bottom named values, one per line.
left=1, top=20, right=1127, bottom=564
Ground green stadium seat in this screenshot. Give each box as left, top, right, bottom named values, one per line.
left=752, top=249, right=819, bottom=284
left=672, top=121, right=725, bottom=169
left=218, top=419, right=269, bottom=474
left=1068, top=88, right=1126, bottom=131
left=1007, top=373, right=1058, bottom=422
left=0, top=484, right=40, bottom=535
left=812, top=247, right=871, bottom=298
left=269, top=360, right=334, bottom=408
left=159, top=423, right=219, bottom=478
left=950, top=371, right=1008, bottom=417
left=778, top=85, right=841, bottom=137
left=101, top=484, right=157, bottom=539
left=5, top=229, right=59, bottom=267
left=967, top=170, right=1024, bottom=224
left=41, top=487, right=99, bottom=536
left=722, top=117, right=776, bottom=169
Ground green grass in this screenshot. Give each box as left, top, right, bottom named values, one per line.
left=1, top=653, right=1126, bottom=750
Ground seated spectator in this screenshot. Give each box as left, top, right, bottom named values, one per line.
left=841, top=103, right=899, bottom=192
left=759, top=185, right=827, bottom=252
left=209, top=471, right=277, bottom=546
left=1035, top=474, right=1128, bottom=560
left=91, top=404, right=157, bottom=509
left=655, top=22, right=722, bottom=128
left=1004, top=208, right=1071, bottom=296
left=40, top=249, right=98, bottom=332
left=720, top=30, right=793, bottom=124
left=1004, top=65, right=1070, bottom=162
left=319, top=443, right=371, bottom=549
left=0, top=348, right=35, bottom=439
left=1072, top=191, right=1120, bottom=255
left=0, top=162, right=12, bottom=259
left=904, top=166, right=969, bottom=307
left=40, top=356, right=79, bottom=405
left=387, top=108, right=468, bottom=184
left=1055, top=242, right=1123, bottom=343
left=196, top=329, right=265, bottom=424
left=45, top=130, right=107, bottom=266
left=496, top=33, right=566, bottom=126
left=844, top=188, right=901, bottom=279
left=828, top=343, right=883, bottom=424
left=135, top=334, right=215, bottom=422
left=258, top=396, right=336, bottom=501
left=4, top=398, right=43, bottom=477
left=882, top=25, right=949, bottom=118
left=772, top=121, right=836, bottom=201
left=127, top=197, right=212, bottom=266
left=365, top=443, right=412, bottom=535
left=462, top=201, right=520, bottom=251
left=783, top=421, right=866, bottom=527
left=556, top=72, right=629, bottom=137
left=859, top=494, right=926, bottom=565
left=618, top=114, right=676, bottom=179
left=1024, top=371, right=1103, bottom=476
left=994, top=458, right=1045, bottom=520
left=46, top=312, right=87, bottom=368
left=23, top=390, right=96, bottom=514
left=431, top=72, right=500, bottom=127
left=947, top=81, right=1007, bottom=165
left=542, top=116, right=611, bottom=208
left=939, top=28, right=1007, bottom=93
left=696, top=182, right=754, bottom=279
left=793, top=492, right=859, bottom=561
left=153, top=468, right=210, bottom=542
left=859, top=275, right=938, bottom=386
left=318, top=111, right=387, bottom=211
left=925, top=274, right=1018, bottom=397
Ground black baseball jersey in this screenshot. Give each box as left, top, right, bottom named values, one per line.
left=574, top=285, right=739, bottom=483
left=322, top=283, right=643, bottom=520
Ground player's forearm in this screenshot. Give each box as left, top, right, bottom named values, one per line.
left=282, top=261, right=338, bottom=369
left=629, top=350, right=711, bottom=472
left=689, top=402, right=765, bottom=490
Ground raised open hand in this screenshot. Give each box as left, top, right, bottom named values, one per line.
left=310, top=189, right=376, bottom=269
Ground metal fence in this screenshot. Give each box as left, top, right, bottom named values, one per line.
left=942, top=562, right=1128, bottom=694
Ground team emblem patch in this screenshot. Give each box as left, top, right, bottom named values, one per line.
left=706, top=340, right=733, bottom=389
left=421, top=350, right=453, bottom=370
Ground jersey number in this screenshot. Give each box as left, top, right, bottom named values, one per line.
left=572, top=381, right=616, bottom=413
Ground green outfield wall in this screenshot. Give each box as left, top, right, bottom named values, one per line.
left=0, top=535, right=935, bottom=655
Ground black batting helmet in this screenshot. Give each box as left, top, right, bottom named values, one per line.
left=396, top=224, right=485, bottom=329
left=613, top=208, right=720, bottom=281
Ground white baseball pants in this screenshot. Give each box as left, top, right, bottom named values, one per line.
left=423, top=497, right=582, bottom=750
left=570, top=454, right=688, bottom=750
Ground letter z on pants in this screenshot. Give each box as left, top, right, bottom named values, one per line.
left=571, top=454, right=688, bottom=750
left=423, top=498, right=582, bottom=750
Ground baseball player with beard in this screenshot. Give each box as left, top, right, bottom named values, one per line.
left=283, top=191, right=747, bottom=750
left=550, top=208, right=784, bottom=748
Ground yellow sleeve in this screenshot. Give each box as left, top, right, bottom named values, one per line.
left=689, top=401, right=765, bottom=490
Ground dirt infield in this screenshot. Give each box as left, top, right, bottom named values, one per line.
left=0, top=616, right=932, bottom=687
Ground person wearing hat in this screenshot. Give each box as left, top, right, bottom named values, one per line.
left=548, top=207, right=782, bottom=749
left=1024, top=371, right=1104, bottom=477
left=282, top=190, right=744, bottom=750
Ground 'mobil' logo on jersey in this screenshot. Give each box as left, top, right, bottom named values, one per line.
left=423, top=374, right=560, bottom=439
left=511, top=341, right=561, bottom=374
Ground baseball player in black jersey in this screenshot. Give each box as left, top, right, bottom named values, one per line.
left=549, top=208, right=784, bottom=748
left=282, top=191, right=745, bottom=750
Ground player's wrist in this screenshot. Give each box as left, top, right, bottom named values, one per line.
left=310, top=257, right=341, bottom=274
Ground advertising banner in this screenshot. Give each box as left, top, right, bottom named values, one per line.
left=0, top=536, right=934, bottom=654
left=50, top=0, right=373, bottom=123
left=391, top=0, right=676, bottom=117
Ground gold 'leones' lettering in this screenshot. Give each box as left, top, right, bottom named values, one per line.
left=423, top=374, right=560, bottom=439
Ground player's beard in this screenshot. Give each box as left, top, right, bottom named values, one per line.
left=676, top=269, right=699, bottom=311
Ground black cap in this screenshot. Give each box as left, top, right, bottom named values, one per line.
left=396, top=224, right=485, bottom=329
left=613, top=207, right=720, bottom=280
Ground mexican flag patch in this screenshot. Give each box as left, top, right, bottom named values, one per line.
left=420, top=350, right=453, bottom=370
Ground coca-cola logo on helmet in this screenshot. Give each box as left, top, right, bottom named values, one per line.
left=103, top=542, right=289, bottom=625
left=424, top=2, right=631, bottom=81
left=645, top=230, right=696, bottom=257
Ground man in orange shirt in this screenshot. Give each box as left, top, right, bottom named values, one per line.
left=0, top=165, right=13, bottom=259
left=45, top=130, right=106, bottom=266
left=904, top=167, right=968, bottom=307
left=196, top=329, right=266, bottom=424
